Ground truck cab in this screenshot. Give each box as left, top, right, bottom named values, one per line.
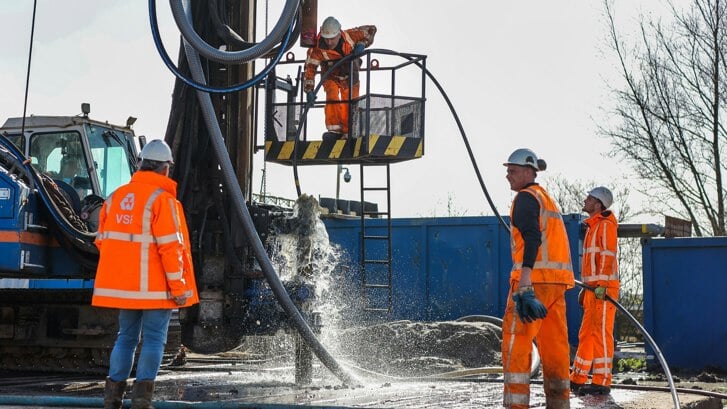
left=1, top=110, right=139, bottom=214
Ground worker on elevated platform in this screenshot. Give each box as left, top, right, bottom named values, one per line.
left=502, top=148, right=574, bottom=409
left=303, top=16, right=376, bottom=140
left=93, top=139, right=199, bottom=409
left=571, top=186, right=619, bottom=396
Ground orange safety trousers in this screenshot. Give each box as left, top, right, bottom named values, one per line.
left=571, top=287, right=619, bottom=387
left=503, top=284, right=571, bottom=409
left=322, top=79, right=359, bottom=134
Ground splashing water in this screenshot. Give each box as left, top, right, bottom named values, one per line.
left=266, top=194, right=503, bottom=383
left=267, top=194, right=348, bottom=337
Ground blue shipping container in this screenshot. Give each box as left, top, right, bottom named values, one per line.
left=323, top=215, right=584, bottom=347
left=642, top=236, right=727, bottom=371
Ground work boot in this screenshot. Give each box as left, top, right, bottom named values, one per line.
left=103, top=377, right=127, bottom=409
left=130, top=380, right=155, bottom=409
left=577, top=383, right=610, bottom=395
left=570, top=381, right=585, bottom=394
left=322, top=131, right=342, bottom=142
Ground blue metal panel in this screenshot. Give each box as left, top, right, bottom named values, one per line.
left=29, top=279, right=94, bottom=289
left=642, top=237, right=727, bottom=371
left=324, top=215, right=585, bottom=345
left=0, top=178, right=15, bottom=219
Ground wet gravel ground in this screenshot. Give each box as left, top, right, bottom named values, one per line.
left=0, top=347, right=725, bottom=409
left=0, top=321, right=725, bottom=408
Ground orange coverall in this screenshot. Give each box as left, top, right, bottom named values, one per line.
left=303, top=25, right=376, bottom=135
left=92, top=170, right=199, bottom=310
left=503, top=184, right=574, bottom=409
left=571, top=210, right=619, bottom=387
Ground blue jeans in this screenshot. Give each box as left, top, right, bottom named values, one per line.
left=108, top=309, right=172, bottom=382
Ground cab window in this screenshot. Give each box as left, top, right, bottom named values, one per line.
left=85, top=125, right=135, bottom=198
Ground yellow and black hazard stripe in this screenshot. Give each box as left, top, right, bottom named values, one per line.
left=265, top=134, right=423, bottom=165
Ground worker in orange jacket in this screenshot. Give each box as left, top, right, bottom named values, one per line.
left=303, top=16, right=376, bottom=140
left=93, top=139, right=199, bottom=409
left=570, top=186, right=619, bottom=396
left=502, top=148, right=575, bottom=409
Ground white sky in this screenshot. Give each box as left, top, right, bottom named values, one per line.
left=0, top=1, right=682, bottom=219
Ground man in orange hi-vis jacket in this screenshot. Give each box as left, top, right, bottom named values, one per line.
left=303, top=16, right=376, bottom=140
left=93, top=139, right=199, bottom=409
left=570, top=186, right=619, bottom=396
left=502, top=148, right=575, bottom=409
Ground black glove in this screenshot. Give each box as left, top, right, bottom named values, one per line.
left=512, top=287, right=548, bottom=323
left=306, top=91, right=316, bottom=106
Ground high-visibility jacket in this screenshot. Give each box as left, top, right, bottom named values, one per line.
left=303, top=25, right=377, bottom=84
left=509, top=185, right=574, bottom=288
left=571, top=210, right=619, bottom=387
left=92, top=171, right=199, bottom=310
left=503, top=185, right=574, bottom=409
left=581, top=211, right=619, bottom=288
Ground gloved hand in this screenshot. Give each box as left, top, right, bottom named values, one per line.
left=578, top=289, right=585, bottom=306
left=306, top=91, right=316, bottom=106
left=353, top=42, right=366, bottom=55
left=512, top=286, right=547, bottom=323
left=594, top=286, right=606, bottom=300
left=303, top=79, right=314, bottom=93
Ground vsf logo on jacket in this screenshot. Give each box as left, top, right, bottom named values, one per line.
left=117, top=193, right=135, bottom=224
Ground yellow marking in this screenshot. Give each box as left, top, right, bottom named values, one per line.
left=415, top=140, right=423, bottom=157
left=303, top=141, right=321, bottom=159
left=265, top=141, right=271, bottom=152
left=369, top=134, right=380, bottom=151
left=330, top=140, right=346, bottom=158
left=354, top=137, right=362, bottom=157
left=385, top=136, right=405, bottom=156
left=278, top=141, right=294, bottom=159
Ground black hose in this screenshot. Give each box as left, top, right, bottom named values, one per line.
left=288, top=49, right=508, bottom=231
left=575, top=280, right=681, bottom=408
left=179, top=22, right=357, bottom=386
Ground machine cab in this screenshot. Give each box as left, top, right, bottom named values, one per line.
left=1, top=108, right=139, bottom=213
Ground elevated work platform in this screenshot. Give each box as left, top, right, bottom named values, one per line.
left=261, top=51, right=427, bottom=166
left=264, top=133, right=422, bottom=165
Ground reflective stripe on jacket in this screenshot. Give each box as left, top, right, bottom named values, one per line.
left=304, top=25, right=377, bottom=82
left=92, top=171, right=199, bottom=310
left=509, top=185, right=574, bottom=287
left=581, top=211, right=619, bottom=287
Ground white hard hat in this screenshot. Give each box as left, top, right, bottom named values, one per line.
left=503, top=148, right=546, bottom=171
left=320, top=16, right=341, bottom=39
left=139, top=139, right=174, bottom=163
left=587, top=186, right=613, bottom=209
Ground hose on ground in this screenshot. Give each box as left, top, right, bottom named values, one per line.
left=576, top=280, right=681, bottom=409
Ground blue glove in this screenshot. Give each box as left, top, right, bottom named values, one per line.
left=512, top=287, right=548, bottom=323
left=306, top=91, right=316, bottom=106
left=353, top=42, right=365, bottom=55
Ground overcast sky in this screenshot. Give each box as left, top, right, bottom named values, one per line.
left=0, top=1, right=683, bottom=220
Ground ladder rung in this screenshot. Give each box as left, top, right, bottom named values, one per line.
left=363, top=284, right=390, bottom=289
left=363, top=259, right=389, bottom=264
left=362, top=187, right=388, bottom=191
left=363, top=235, right=389, bottom=240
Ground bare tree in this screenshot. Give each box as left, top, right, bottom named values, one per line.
left=602, top=0, right=727, bottom=236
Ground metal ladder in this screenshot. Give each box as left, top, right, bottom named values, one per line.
left=359, top=163, right=392, bottom=313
